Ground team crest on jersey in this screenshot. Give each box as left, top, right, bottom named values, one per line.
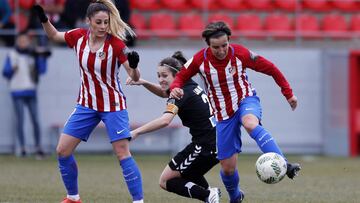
left=228, top=66, right=237, bottom=75
left=98, top=51, right=106, bottom=60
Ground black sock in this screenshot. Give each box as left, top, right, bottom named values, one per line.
left=166, top=177, right=210, bottom=201
left=186, top=175, right=209, bottom=189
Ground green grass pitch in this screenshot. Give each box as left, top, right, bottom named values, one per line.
left=0, top=154, right=359, bottom=203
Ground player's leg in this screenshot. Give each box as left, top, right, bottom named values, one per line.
left=240, top=96, right=301, bottom=179
left=57, top=105, right=100, bottom=202
left=217, top=111, right=244, bottom=202
left=104, top=110, right=143, bottom=203
left=112, top=139, right=143, bottom=203
left=240, top=96, right=284, bottom=157
left=164, top=143, right=220, bottom=202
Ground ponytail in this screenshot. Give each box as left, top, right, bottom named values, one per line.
left=87, top=0, right=135, bottom=40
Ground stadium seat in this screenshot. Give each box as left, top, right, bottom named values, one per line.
left=161, top=0, right=189, bottom=11
left=149, top=13, right=177, bottom=38
left=350, top=14, right=360, bottom=31
left=332, top=0, right=359, bottom=12
left=178, top=13, right=205, bottom=37
left=129, top=13, right=148, bottom=38
left=235, top=14, right=264, bottom=38
left=10, top=13, right=29, bottom=32
left=302, top=0, right=331, bottom=11
left=296, top=14, right=320, bottom=38
left=273, top=0, right=297, bottom=11
left=322, top=14, right=348, bottom=38
left=245, top=0, right=273, bottom=11
left=218, top=0, right=247, bottom=11
left=131, top=0, right=161, bottom=10
left=189, top=0, right=219, bottom=11
left=208, top=13, right=234, bottom=30
left=264, top=13, right=293, bottom=39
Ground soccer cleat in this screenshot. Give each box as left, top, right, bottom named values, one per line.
left=230, top=190, right=245, bottom=203
left=286, top=162, right=301, bottom=179
left=206, top=187, right=221, bottom=203
left=60, top=198, right=82, bottom=203
left=133, top=200, right=144, bottom=203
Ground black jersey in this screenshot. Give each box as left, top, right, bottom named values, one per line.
left=166, top=80, right=216, bottom=146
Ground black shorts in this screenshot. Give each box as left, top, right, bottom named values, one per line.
left=168, top=142, right=219, bottom=178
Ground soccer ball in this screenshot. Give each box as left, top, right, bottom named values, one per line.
left=255, top=152, right=287, bottom=184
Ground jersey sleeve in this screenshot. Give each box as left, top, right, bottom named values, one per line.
left=110, top=37, right=128, bottom=65
left=64, top=28, right=84, bottom=48
left=165, top=90, right=189, bottom=114
left=234, top=44, right=294, bottom=99
left=170, top=51, right=203, bottom=90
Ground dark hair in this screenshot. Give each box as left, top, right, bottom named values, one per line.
left=202, top=21, right=231, bottom=45
left=159, top=51, right=187, bottom=76
left=86, top=2, right=110, bottom=18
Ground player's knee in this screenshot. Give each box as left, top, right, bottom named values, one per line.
left=242, top=115, right=258, bottom=132
left=56, top=145, right=71, bottom=157
left=158, top=176, right=167, bottom=190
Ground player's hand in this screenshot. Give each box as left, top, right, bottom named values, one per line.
left=170, top=88, right=184, bottom=100
left=130, top=130, right=139, bottom=141
left=33, top=5, right=48, bottom=23
left=127, top=51, right=139, bottom=69
left=287, top=95, right=298, bottom=111
left=126, top=77, right=144, bottom=86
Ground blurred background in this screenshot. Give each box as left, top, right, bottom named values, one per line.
left=0, top=0, right=359, bottom=157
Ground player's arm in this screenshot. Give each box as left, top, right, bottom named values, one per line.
left=131, top=100, right=179, bottom=140
left=126, top=78, right=168, bottom=98
left=241, top=47, right=297, bottom=110
left=34, top=5, right=65, bottom=43
left=170, top=57, right=199, bottom=99
left=123, top=51, right=140, bottom=82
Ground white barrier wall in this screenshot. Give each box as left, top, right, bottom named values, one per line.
left=0, top=47, right=346, bottom=155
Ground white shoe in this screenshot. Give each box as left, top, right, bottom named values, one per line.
left=133, top=199, right=143, bottom=203
left=206, top=187, right=221, bottom=203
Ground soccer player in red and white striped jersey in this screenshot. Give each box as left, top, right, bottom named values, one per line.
left=170, top=22, right=300, bottom=203
left=34, top=1, right=143, bottom=203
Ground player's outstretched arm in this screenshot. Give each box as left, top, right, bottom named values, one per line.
left=131, top=113, right=175, bottom=140
left=34, top=5, right=65, bottom=43
left=126, top=77, right=168, bottom=98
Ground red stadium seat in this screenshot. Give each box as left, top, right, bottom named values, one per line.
left=332, top=0, right=359, bottom=12
left=273, top=0, right=297, bottom=11
left=178, top=13, right=205, bottom=37
left=208, top=13, right=234, bottom=30
left=302, top=0, right=331, bottom=11
left=322, top=14, right=348, bottom=38
left=149, top=13, right=177, bottom=38
left=129, top=13, right=148, bottom=38
left=264, top=13, right=293, bottom=39
left=131, top=0, right=161, bottom=10
left=218, top=0, right=247, bottom=11
left=350, top=14, right=360, bottom=31
left=296, top=14, right=320, bottom=38
left=10, top=13, right=29, bottom=32
left=235, top=14, right=264, bottom=38
left=189, top=0, right=219, bottom=11
left=245, top=0, right=273, bottom=11
left=161, top=0, right=190, bottom=11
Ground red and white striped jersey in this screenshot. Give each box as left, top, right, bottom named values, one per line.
left=65, top=28, right=128, bottom=112
left=170, top=44, right=293, bottom=121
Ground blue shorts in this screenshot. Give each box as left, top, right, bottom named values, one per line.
left=216, top=96, right=262, bottom=160
left=63, top=104, right=131, bottom=143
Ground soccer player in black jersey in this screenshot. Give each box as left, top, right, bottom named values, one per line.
left=128, top=51, right=220, bottom=203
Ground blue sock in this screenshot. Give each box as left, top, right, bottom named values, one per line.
left=250, top=125, right=285, bottom=158
left=58, top=155, right=78, bottom=195
left=220, top=170, right=241, bottom=202
left=120, top=157, right=143, bottom=201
